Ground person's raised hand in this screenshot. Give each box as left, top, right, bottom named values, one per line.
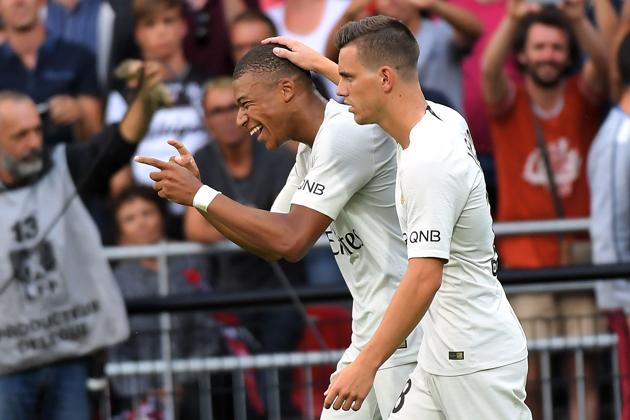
left=47, top=95, right=81, bottom=125
left=403, top=0, right=437, bottom=12
left=507, top=0, right=541, bottom=21
left=136, top=61, right=171, bottom=105
left=559, top=0, right=586, bottom=23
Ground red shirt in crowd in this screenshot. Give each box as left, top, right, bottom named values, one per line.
left=490, top=75, right=602, bottom=268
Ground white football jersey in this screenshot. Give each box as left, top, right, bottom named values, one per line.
left=272, top=100, right=422, bottom=368
left=396, top=102, right=527, bottom=375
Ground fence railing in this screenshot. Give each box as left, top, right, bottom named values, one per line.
left=104, top=328, right=623, bottom=420
left=102, top=217, right=628, bottom=420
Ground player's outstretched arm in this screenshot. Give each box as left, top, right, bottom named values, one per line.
left=135, top=144, right=332, bottom=262
left=262, top=36, right=341, bottom=85
left=324, top=257, right=444, bottom=411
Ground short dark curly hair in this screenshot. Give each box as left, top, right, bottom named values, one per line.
left=513, top=7, right=580, bottom=75
left=232, top=43, right=312, bottom=84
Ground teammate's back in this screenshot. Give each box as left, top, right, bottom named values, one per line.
left=398, top=102, right=527, bottom=376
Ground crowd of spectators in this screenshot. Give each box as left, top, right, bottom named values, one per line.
left=1, top=0, right=630, bottom=419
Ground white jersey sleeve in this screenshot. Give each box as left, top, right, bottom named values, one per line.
left=290, top=119, right=375, bottom=220
left=271, top=164, right=300, bottom=214
left=271, top=143, right=309, bottom=214
left=400, top=141, right=468, bottom=261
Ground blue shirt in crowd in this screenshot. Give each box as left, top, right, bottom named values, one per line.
left=0, top=34, right=99, bottom=145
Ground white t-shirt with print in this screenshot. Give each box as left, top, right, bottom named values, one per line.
left=396, top=101, right=527, bottom=376
left=272, top=100, right=422, bottom=368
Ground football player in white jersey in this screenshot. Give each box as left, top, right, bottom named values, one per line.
left=135, top=43, right=422, bottom=419
left=264, top=15, right=531, bottom=419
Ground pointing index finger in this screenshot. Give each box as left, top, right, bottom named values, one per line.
left=134, top=155, right=169, bottom=170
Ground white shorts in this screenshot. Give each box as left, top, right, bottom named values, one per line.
left=320, top=361, right=416, bottom=420
left=387, top=359, right=531, bottom=420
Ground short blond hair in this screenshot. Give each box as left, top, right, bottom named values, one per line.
left=201, top=76, right=234, bottom=105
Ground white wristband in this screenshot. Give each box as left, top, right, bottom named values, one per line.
left=192, top=185, right=221, bottom=213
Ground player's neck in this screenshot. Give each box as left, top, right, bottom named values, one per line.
left=379, top=84, right=427, bottom=150
left=290, top=93, right=327, bottom=148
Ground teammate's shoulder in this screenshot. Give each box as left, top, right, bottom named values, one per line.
left=322, top=100, right=390, bottom=142
left=322, top=100, right=358, bottom=128
left=427, top=102, right=467, bottom=127
left=407, top=103, right=468, bottom=160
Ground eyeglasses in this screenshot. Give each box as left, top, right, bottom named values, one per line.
left=204, top=104, right=239, bottom=117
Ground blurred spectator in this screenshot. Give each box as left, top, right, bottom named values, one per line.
left=589, top=30, right=630, bottom=326
left=107, top=185, right=220, bottom=419
left=267, top=0, right=351, bottom=98
left=450, top=0, right=518, bottom=211
left=482, top=2, right=606, bottom=265
left=482, top=1, right=607, bottom=418
left=375, top=0, right=483, bottom=113
left=230, top=9, right=277, bottom=64
left=0, top=63, right=162, bottom=420
left=182, top=0, right=258, bottom=77
left=601, top=0, right=630, bottom=102
left=45, top=0, right=141, bottom=92
left=184, top=76, right=305, bottom=418
left=321, top=0, right=465, bottom=107
left=45, top=0, right=116, bottom=88
left=0, top=0, right=102, bottom=145
left=106, top=0, right=208, bottom=237
left=46, top=0, right=103, bottom=55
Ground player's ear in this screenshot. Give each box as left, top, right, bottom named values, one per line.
left=278, top=78, right=296, bottom=103
left=380, top=66, right=395, bottom=93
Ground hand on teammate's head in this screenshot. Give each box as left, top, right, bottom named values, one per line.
left=261, top=36, right=321, bottom=72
